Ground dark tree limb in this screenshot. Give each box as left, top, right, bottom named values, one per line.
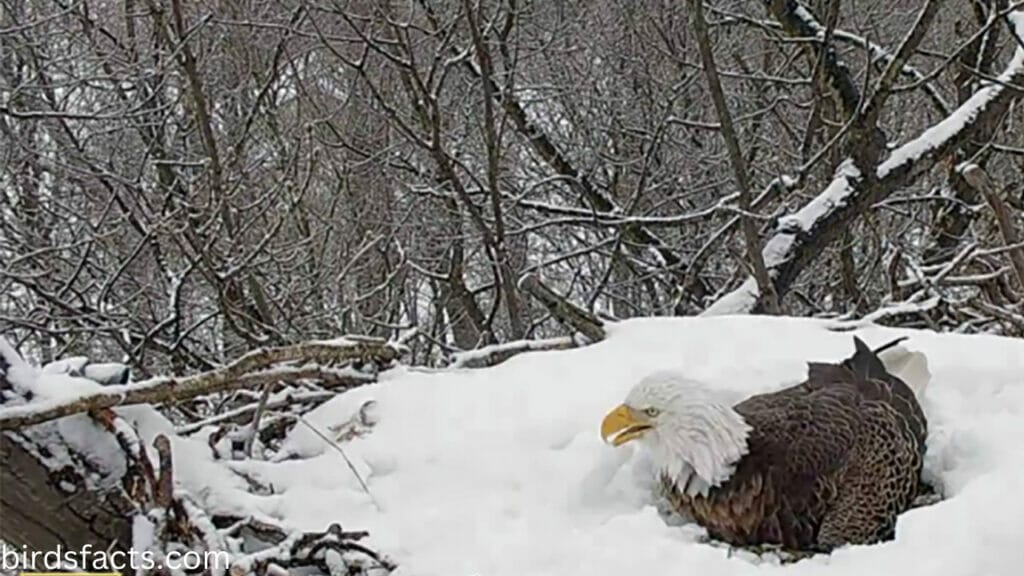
left=519, top=273, right=606, bottom=343
left=764, top=0, right=863, bottom=116
left=689, top=0, right=780, bottom=314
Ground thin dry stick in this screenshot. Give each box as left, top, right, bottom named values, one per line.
left=962, top=165, right=1024, bottom=292
left=244, top=381, right=274, bottom=457
left=296, top=415, right=382, bottom=512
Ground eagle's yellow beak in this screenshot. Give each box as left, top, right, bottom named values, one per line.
left=601, top=404, right=652, bottom=446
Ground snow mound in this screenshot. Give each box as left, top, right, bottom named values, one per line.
left=185, top=318, right=1024, bottom=575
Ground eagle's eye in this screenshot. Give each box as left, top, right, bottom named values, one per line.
left=644, top=407, right=660, bottom=417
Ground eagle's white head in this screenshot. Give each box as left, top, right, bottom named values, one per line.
left=601, top=371, right=752, bottom=497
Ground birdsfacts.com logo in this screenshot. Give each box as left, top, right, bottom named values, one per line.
left=0, top=543, right=231, bottom=573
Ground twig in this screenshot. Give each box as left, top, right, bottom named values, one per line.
left=244, top=382, right=274, bottom=458
left=962, top=164, right=1024, bottom=292
left=295, top=415, right=381, bottom=512
left=449, top=336, right=576, bottom=368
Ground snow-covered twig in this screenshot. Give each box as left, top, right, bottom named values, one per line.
left=296, top=416, right=381, bottom=512
left=449, top=336, right=576, bottom=369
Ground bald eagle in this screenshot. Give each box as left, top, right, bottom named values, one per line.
left=601, top=337, right=929, bottom=552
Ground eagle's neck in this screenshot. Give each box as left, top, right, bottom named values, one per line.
left=653, top=402, right=752, bottom=498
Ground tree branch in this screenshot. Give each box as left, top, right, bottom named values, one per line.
left=518, top=273, right=606, bottom=342
left=689, top=0, right=780, bottom=313
left=705, top=11, right=1024, bottom=315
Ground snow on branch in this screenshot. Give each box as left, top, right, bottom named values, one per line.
left=776, top=1, right=951, bottom=114
left=703, top=161, right=861, bottom=316
left=704, top=8, right=1024, bottom=316
left=878, top=16, right=1024, bottom=178
left=449, top=336, right=576, bottom=369
left=0, top=338, right=402, bottom=431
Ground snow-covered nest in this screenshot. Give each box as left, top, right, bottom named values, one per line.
left=28, top=317, right=1024, bottom=575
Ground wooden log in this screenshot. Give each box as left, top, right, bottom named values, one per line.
left=0, top=430, right=132, bottom=566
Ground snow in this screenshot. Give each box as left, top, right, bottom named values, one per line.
left=40, top=356, right=91, bottom=375
left=82, top=362, right=131, bottom=385
left=701, top=277, right=759, bottom=317
left=2, top=351, right=109, bottom=404
left=0, top=348, right=133, bottom=485
left=7, top=317, right=1024, bottom=575
left=164, top=317, right=1023, bottom=576
left=775, top=160, right=859, bottom=237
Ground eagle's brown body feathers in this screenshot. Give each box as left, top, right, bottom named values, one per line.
left=661, top=338, right=927, bottom=551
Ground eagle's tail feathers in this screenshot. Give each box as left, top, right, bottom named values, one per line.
left=847, top=336, right=890, bottom=382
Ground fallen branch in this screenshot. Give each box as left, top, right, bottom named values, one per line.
left=0, top=339, right=400, bottom=431
left=449, top=336, right=576, bottom=369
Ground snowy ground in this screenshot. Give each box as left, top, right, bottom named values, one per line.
left=26, top=317, right=1024, bottom=575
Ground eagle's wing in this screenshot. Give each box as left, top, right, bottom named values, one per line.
left=731, top=378, right=865, bottom=547
left=733, top=338, right=927, bottom=550
left=736, top=378, right=863, bottom=481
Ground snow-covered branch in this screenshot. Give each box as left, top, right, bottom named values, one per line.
left=0, top=339, right=401, bottom=431
left=449, top=336, right=576, bottom=369
left=703, top=8, right=1024, bottom=316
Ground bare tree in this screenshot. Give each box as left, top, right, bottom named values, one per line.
left=2, top=0, right=1022, bottom=368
